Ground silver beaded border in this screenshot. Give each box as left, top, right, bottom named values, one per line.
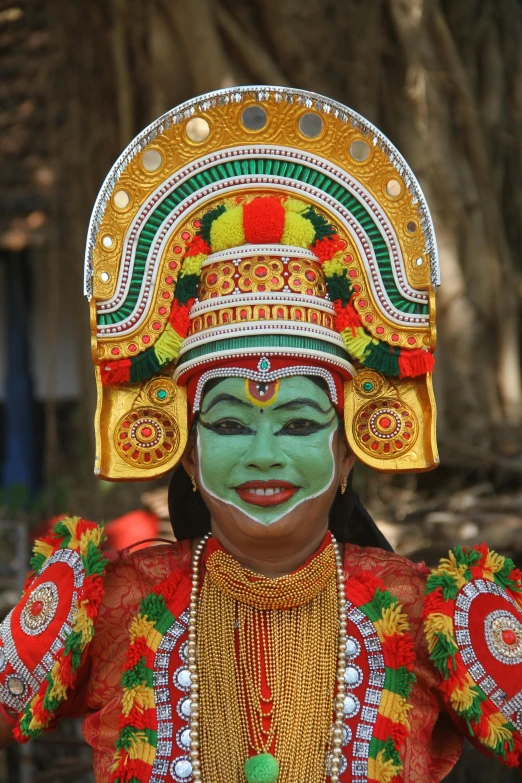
left=151, top=608, right=190, bottom=783
left=190, top=364, right=341, bottom=413
left=85, top=86, right=439, bottom=301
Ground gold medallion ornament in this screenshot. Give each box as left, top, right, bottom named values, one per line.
left=85, top=87, right=439, bottom=480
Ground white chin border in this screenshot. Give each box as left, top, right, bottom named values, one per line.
left=197, top=428, right=336, bottom=526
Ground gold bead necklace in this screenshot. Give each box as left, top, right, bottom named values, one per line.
left=188, top=534, right=348, bottom=783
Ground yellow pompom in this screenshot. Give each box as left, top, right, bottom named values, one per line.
left=283, top=197, right=307, bottom=214
left=281, top=211, right=315, bottom=248
left=323, top=257, right=346, bottom=277
left=210, top=205, right=246, bottom=252
left=181, top=254, right=206, bottom=277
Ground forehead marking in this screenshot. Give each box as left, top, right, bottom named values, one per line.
left=244, top=378, right=280, bottom=408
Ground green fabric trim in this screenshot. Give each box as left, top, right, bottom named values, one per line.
left=177, top=333, right=348, bottom=368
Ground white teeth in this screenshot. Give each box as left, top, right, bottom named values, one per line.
left=244, top=487, right=287, bottom=496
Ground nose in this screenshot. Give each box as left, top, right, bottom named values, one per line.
left=243, top=421, right=287, bottom=471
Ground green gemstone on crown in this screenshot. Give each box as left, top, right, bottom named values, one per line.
left=157, top=389, right=168, bottom=400
left=362, top=381, right=374, bottom=392
left=259, top=358, right=270, bottom=371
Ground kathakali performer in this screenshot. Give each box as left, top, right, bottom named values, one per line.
left=0, top=87, right=521, bottom=783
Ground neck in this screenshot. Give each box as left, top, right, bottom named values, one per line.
left=206, top=522, right=333, bottom=578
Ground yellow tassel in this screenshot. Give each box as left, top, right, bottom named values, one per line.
left=129, top=614, right=156, bottom=644
left=32, top=539, right=54, bottom=560
left=110, top=752, right=122, bottom=773
left=378, top=690, right=412, bottom=727
left=367, top=749, right=401, bottom=783
left=283, top=197, right=307, bottom=214
left=484, top=712, right=513, bottom=749
left=323, top=257, right=346, bottom=277
left=28, top=714, right=45, bottom=732
left=79, top=526, right=104, bottom=557
left=210, top=205, right=246, bottom=252
left=449, top=674, right=478, bottom=713
left=121, top=685, right=155, bottom=716
left=436, top=552, right=468, bottom=589
left=484, top=550, right=505, bottom=574
left=375, top=605, right=410, bottom=639
left=46, top=667, right=68, bottom=703
left=154, top=324, right=183, bottom=365
left=281, top=211, right=316, bottom=247
left=73, top=604, right=94, bottom=645
left=181, top=253, right=206, bottom=276
left=341, top=327, right=374, bottom=361
left=424, top=613, right=454, bottom=653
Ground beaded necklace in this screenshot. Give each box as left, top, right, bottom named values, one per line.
left=187, top=534, right=348, bottom=783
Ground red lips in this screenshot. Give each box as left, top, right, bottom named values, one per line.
left=235, top=480, right=299, bottom=507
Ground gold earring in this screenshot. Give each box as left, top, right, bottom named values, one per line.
left=340, top=477, right=347, bottom=495
left=191, top=474, right=198, bottom=493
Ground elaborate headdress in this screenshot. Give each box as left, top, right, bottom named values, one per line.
left=85, top=87, right=438, bottom=480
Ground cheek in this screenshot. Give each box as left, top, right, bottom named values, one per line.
left=283, top=431, right=336, bottom=489
left=197, top=430, right=246, bottom=487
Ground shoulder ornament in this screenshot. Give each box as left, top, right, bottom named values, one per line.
left=0, top=516, right=107, bottom=741
left=424, top=544, right=522, bottom=767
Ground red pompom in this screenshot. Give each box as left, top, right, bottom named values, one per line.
left=333, top=298, right=362, bottom=333
left=399, top=348, right=435, bottom=378
left=101, top=359, right=131, bottom=385
left=243, top=196, right=285, bottom=244
left=311, top=235, right=345, bottom=262
left=184, top=235, right=211, bottom=257
left=168, top=299, right=194, bottom=337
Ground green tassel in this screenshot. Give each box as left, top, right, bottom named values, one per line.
left=363, top=341, right=400, bottom=376
left=130, top=349, right=161, bottom=382
left=343, top=329, right=373, bottom=362
left=426, top=571, right=459, bottom=601
left=431, top=631, right=458, bottom=676
left=121, top=658, right=148, bottom=689
left=302, top=206, right=336, bottom=241
left=325, top=270, right=351, bottom=306
left=29, top=552, right=46, bottom=574
left=198, top=203, right=227, bottom=244
left=174, top=273, right=199, bottom=304
left=140, top=593, right=167, bottom=624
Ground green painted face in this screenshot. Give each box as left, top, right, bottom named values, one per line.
left=197, top=376, right=338, bottom=526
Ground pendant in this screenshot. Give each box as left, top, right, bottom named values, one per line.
left=244, top=752, right=280, bottom=783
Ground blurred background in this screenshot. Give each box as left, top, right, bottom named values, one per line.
left=0, top=0, right=521, bottom=780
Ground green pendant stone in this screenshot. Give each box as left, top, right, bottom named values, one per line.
left=259, top=358, right=270, bottom=371
left=362, top=381, right=374, bottom=392
left=244, top=753, right=280, bottom=783
left=157, top=389, right=167, bottom=400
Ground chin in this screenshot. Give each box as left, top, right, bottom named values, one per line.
left=206, top=492, right=331, bottom=542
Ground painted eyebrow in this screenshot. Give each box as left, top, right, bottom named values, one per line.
left=200, top=393, right=253, bottom=415
left=273, top=397, right=332, bottom=414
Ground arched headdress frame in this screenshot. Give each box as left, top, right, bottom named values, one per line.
left=85, top=87, right=439, bottom=480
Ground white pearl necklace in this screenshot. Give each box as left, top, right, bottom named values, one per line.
left=187, top=534, right=348, bottom=782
